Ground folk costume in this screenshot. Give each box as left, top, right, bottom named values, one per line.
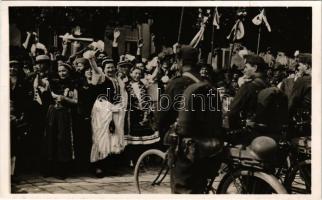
left=43, top=76, right=78, bottom=177
left=90, top=74, right=128, bottom=163
left=125, top=80, right=159, bottom=145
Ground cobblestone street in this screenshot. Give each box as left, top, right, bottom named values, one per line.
left=12, top=169, right=144, bottom=194
left=11, top=164, right=157, bottom=194
left=11, top=163, right=174, bottom=194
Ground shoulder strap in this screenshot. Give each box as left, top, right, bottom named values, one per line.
left=251, top=78, right=268, bottom=90
left=182, top=72, right=201, bottom=83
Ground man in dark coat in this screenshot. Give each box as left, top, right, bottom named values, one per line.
left=228, top=55, right=268, bottom=126
left=23, top=55, right=52, bottom=172
left=288, top=53, right=311, bottom=137
left=158, top=46, right=223, bottom=194
left=228, top=55, right=269, bottom=144
left=158, top=47, right=201, bottom=139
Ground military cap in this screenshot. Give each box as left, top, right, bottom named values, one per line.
left=181, top=46, right=199, bottom=65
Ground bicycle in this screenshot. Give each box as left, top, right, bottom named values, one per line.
left=272, top=116, right=311, bottom=194
left=283, top=136, right=311, bottom=194
left=134, top=125, right=288, bottom=194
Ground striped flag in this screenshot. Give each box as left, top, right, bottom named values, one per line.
left=213, top=7, right=220, bottom=29
left=226, top=19, right=245, bottom=41
left=252, top=9, right=271, bottom=32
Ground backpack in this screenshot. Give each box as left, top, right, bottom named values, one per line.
left=176, top=72, right=224, bottom=139
left=255, top=86, right=288, bottom=134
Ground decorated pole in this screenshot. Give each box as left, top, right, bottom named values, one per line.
left=177, top=7, right=184, bottom=43
left=256, top=25, right=262, bottom=55
left=210, top=14, right=215, bottom=65
left=252, top=8, right=272, bottom=55
left=228, top=20, right=239, bottom=68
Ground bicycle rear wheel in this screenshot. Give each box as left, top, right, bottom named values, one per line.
left=217, top=169, right=288, bottom=194
left=134, top=149, right=170, bottom=194
left=284, top=159, right=311, bottom=194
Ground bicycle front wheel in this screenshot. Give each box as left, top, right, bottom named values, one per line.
left=217, top=169, right=288, bottom=194
left=284, top=159, right=311, bottom=194
left=134, top=149, right=170, bottom=194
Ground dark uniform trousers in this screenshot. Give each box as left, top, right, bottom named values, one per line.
left=170, top=146, right=222, bottom=194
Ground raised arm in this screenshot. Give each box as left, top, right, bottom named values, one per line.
left=62, top=39, right=68, bottom=57
left=112, top=29, right=120, bottom=64
left=85, top=51, right=100, bottom=74
left=136, top=39, right=143, bottom=61
left=22, top=32, right=32, bottom=49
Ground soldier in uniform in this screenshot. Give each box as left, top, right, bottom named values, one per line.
left=228, top=55, right=268, bottom=144
left=159, top=46, right=223, bottom=194
left=158, top=46, right=201, bottom=139
left=288, top=53, right=311, bottom=137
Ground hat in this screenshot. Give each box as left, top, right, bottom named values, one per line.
left=181, top=46, right=198, bottom=65
left=10, top=60, right=20, bottom=65
left=102, top=58, right=114, bottom=66
left=298, top=53, right=311, bottom=66
left=58, top=63, right=73, bottom=71
left=118, top=61, right=132, bottom=69
left=35, top=55, right=50, bottom=63
left=55, top=54, right=66, bottom=62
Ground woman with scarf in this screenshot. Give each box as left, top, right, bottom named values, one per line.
left=43, top=62, right=78, bottom=179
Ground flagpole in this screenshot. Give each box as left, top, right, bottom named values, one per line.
left=228, top=19, right=239, bottom=68
left=256, top=25, right=262, bottom=55
left=210, top=8, right=216, bottom=65
left=177, top=7, right=185, bottom=43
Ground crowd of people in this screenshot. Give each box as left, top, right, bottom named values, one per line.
left=10, top=28, right=311, bottom=183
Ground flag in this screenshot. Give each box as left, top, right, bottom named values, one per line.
left=189, top=26, right=205, bottom=48
left=252, top=9, right=271, bottom=32
left=213, top=7, right=220, bottom=29
left=226, top=19, right=245, bottom=41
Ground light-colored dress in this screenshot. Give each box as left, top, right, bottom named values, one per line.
left=90, top=75, right=128, bottom=163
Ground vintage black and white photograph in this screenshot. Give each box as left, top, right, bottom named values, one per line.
left=3, top=2, right=319, bottom=196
